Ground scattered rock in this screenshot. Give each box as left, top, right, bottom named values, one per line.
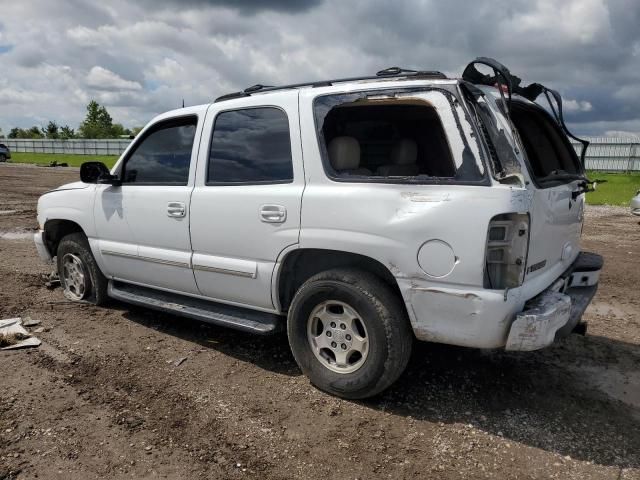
left=172, top=357, right=188, bottom=367
left=22, top=317, right=41, bottom=327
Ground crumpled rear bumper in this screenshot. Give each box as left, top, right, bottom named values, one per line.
left=505, top=251, right=603, bottom=351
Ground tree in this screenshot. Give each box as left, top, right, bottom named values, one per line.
left=59, top=125, right=76, bottom=140
left=43, top=121, right=59, bottom=139
left=0, top=128, right=4, bottom=139
left=78, top=100, right=114, bottom=138
left=27, top=126, right=44, bottom=139
left=111, top=123, right=131, bottom=137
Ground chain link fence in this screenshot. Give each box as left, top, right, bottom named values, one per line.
left=3, top=138, right=131, bottom=156
left=570, top=137, right=639, bottom=172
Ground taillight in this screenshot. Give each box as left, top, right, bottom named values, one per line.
left=484, top=213, right=529, bottom=289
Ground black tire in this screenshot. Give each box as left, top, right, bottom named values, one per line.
left=287, top=268, right=412, bottom=399
left=0, top=154, right=6, bottom=162
left=56, top=232, right=109, bottom=306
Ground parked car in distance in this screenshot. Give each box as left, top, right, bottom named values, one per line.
left=33, top=57, right=603, bottom=399
left=631, top=190, right=640, bottom=216
left=0, top=143, right=11, bottom=162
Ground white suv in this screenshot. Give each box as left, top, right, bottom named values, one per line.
left=34, top=58, right=602, bottom=398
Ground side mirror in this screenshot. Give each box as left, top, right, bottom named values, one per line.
left=80, top=162, right=120, bottom=185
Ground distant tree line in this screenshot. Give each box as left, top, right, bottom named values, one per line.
left=1, top=100, right=142, bottom=140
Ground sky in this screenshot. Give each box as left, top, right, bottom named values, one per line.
left=0, top=0, right=639, bottom=137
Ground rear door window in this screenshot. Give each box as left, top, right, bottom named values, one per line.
left=207, top=107, right=294, bottom=184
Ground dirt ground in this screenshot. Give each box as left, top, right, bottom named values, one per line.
left=1, top=162, right=639, bottom=480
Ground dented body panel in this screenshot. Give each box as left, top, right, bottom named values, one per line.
left=35, top=74, right=602, bottom=352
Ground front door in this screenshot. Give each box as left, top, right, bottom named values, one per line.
left=93, top=114, right=202, bottom=294
left=189, top=93, right=304, bottom=310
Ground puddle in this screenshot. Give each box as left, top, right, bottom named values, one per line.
left=0, top=229, right=35, bottom=240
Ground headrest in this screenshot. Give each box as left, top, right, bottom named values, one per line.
left=328, top=136, right=360, bottom=171
left=391, top=138, right=418, bottom=165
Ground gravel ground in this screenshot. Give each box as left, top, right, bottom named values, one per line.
left=1, top=163, right=639, bottom=479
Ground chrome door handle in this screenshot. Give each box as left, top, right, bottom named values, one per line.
left=167, top=201, right=186, bottom=218
left=260, top=204, right=287, bottom=223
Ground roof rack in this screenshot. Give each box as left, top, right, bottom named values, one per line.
left=214, top=67, right=447, bottom=102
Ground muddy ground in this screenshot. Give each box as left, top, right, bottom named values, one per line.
left=0, top=163, right=639, bottom=479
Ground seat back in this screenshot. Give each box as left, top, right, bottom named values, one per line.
left=376, top=138, right=420, bottom=176
left=328, top=136, right=372, bottom=175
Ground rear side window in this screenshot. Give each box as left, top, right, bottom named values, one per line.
left=313, top=89, right=485, bottom=183
left=207, top=107, right=293, bottom=184
left=122, top=117, right=197, bottom=185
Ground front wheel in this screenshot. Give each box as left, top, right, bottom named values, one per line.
left=0, top=154, right=6, bottom=162
left=56, top=232, right=109, bottom=305
left=287, top=268, right=412, bottom=399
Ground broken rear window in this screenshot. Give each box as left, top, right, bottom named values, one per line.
left=313, top=89, right=485, bottom=183
left=511, top=101, right=582, bottom=184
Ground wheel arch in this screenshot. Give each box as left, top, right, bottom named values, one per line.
left=275, top=248, right=405, bottom=314
left=43, top=219, right=85, bottom=257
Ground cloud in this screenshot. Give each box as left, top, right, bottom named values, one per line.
left=86, top=66, right=142, bottom=91
left=0, top=0, right=639, bottom=136
left=563, top=99, right=593, bottom=113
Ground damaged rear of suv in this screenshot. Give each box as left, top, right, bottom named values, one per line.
left=35, top=57, right=602, bottom=399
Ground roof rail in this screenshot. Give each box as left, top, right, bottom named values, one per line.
left=214, top=68, right=447, bottom=102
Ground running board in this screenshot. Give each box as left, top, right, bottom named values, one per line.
left=108, top=281, right=281, bottom=335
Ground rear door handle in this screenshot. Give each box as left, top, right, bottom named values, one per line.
left=260, top=204, right=287, bottom=223
left=167, top=201, right=186, bottom=218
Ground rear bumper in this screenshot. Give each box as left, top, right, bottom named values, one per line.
left=505, top=251, right=603, bottom=351
left=34, top=230, right=53, bottom=263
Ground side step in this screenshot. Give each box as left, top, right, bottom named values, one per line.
left=108, top=281, right=282, bottom=335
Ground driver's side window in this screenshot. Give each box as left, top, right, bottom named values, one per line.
left=122, top=116, right=197, bottom=185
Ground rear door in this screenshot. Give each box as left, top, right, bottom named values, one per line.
left=511, top=101, right=585, bottom=282
left=189, top=92, right=304, bottom=310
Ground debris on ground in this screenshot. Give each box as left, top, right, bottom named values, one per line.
left=45, top=161, right=69, bottom=168
left=22, top=316, right=41, bottom=327
left=43, top=271, right=61, bottom=289
left=170, top=357, right=188, bottom=367
left=0, top=318, right=42, bottom=350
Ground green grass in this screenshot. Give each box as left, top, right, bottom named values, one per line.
left=5, top=154, right=640, bottom=206
left=585, top=171, right=640, bottom=206
left=8, top=152, right=118, bottom=168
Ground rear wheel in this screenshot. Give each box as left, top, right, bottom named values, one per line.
left=56, top=232, right=109, bottom=305
left=0, top=154, right=6, bottom=162
left=287, top=268, right=412, bottom=399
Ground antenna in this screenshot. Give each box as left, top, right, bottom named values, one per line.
left=182, top=98, right=185, bottom=108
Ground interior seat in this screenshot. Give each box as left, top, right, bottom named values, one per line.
left=328, top=136, right=372, bottom=176
left=376, top=138, right=420, bottom=176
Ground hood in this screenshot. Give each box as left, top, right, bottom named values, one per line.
left=44, top=181, right=90, bottom=195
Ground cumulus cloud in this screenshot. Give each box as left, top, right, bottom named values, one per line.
left=0, top=0, right=639, bottom=135
left=86, top=66, right=142, bottom=91
left=563, top=99, right=593, bottom=113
